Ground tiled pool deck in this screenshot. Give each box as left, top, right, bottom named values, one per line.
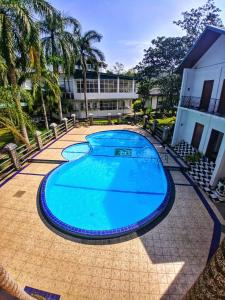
left=0, top=125, right=222, bottom=299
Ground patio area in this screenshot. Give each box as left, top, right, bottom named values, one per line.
left=0, top=125, right=222, bottom=299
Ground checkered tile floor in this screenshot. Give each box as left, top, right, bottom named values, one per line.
left=173, top=141, right=224, bottom=203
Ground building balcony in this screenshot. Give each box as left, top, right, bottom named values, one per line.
left=180, top=96, right=225, bottom=117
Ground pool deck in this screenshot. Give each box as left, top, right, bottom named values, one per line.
left=0, top=125, right=223, bottom=299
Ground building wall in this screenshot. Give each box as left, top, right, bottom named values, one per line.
left=172, top=35, right=225, bottom=186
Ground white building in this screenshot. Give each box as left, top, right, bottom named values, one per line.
left=60, top=70, right=138, bottom=118
left=145, top=87, right=165, bottom=110
left=172, top=25, right=225, bottom=187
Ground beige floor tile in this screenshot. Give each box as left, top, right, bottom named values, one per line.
left=0, top=125, right=216, bottom=299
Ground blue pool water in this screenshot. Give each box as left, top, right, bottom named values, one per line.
left=40, top=130, right=170, bottom=238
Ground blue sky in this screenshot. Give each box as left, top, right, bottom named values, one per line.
left=50, top=0, right=225, bottom=70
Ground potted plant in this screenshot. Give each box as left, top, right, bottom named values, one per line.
left=216, top=178, right=225, bottom=201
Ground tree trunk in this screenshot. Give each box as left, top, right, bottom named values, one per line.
left=83, top=71, right=88, bottom=119
left=0, top=265, right=36, bottom=300
left=3, top=15, right=30, bottom=145
left=184, top=238, right=225, bottom=299
left=58, top=98, right=63, bottom=121
left=40, top=89, right=49, bottom=130
left=13, top=90, right=30, bottom=145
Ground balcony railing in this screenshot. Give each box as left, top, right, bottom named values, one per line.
left=180, top=96, right=225, bottom=116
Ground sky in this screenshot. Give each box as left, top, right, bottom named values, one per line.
left=49, top=0, right=225, bottom=70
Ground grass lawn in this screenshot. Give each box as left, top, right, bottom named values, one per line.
left=0, top=125, right=49, bottom=150
left=0, top=128, right=14, bottom=149
left=150, top=116, right=176, bottom=128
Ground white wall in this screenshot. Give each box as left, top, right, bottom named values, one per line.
left=172, top=35, right=225, bottom=186
left=73, top=92, right=138, bottom=100
left=174, top=107, right=225, bottom=186
left=194, top=35, right=225, bottom=68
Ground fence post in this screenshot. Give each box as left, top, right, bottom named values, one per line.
left=152, top=119, right=158, bottom=134
left=50, top=123, right=58, bottom=139
left=3, top=143, right=20, bottom=170
left=143, top=115, right=148, bottom=129
left=71, top=114, right=76, bottom=127
left=133, top=112, right=136, bottom=124
left=108, top=113, right=112, bottom=125
left=117, top=113, right=122, bottom=124
left=63, top=118, right=68, bottom=132
left=162, top=126, right=170, bottom=143
left=34, top=131, right=43, bottom=150
left=89, top=114, right=93, bottom=126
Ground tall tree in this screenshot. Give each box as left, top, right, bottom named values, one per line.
left=137, top=79, right=156, bottom=112
left=40, top=14, right=79, bottom=120
left=0, top=0, right=56, bottom=143
left=75, top=29, right=105, bottom=118
left=174, top=0, right=224, bottom=48
left=184, top=238, right=225, bottom=299
left=111, top=62, right=124, bottom=75
left=136, top=36, right=188, bottom=79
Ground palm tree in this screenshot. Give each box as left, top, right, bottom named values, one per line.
left=0, top=0, right=56, bottom=144
left=32, top=68, right=61, bottom=130
left=184, top=237, right=225, bottom=299
left=39, top=14, right=79, bottom=121
left=75, top=30, right=105, bottom=118
left=0, top=86, right=34, bottom=146
left=0, top=264, right=36, bottom=300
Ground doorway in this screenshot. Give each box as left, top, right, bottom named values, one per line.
left=217, top=79, right=225, bottom=115
left=205, top=129, right=224, bottom=161
left=191, top=123, right=204, bottom=149
left=199, top=80, right=214, bottom=112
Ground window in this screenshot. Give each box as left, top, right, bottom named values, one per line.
left=77, top=80, right=98, bottom=93
left=80, top=102, right=84, bottom=110
left=87, top=80, right=98, bottom=93
left=118, top=100, right=125, bottom=110
left=100, top=79, right=117, bottom=93
left=93, top=102, right=98, bottom=110
left=119, top=80, right=133, bottom=93
left=100, top=100, right=117, bottom=110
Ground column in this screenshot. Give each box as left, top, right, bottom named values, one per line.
left=63, top=118, right=68, bottom=132
left=171, top=68, right=189, bottom=146
left=3, top=143, right=20, bottom=170
left=34, top=131, right=43, bottom=150
left=71, top=114, right=76, bottom=126
left=50, top=123, right=58, bottom=139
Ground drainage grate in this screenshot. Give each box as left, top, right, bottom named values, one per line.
left=115, top=148, right=132, bottom=157
left=13, top=190, right=26, bottom=198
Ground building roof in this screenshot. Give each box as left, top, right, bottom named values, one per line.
left=73, top=70, right=135, bottom=80
left=177, top=25, right=225, bottom=73
left=149, top=87, right=162, bottom=96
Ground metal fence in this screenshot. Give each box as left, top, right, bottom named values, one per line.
left=180, top=96, right=225, bottom=116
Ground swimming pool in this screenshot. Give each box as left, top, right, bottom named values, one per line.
left=39, top=130, right=171, bottom=238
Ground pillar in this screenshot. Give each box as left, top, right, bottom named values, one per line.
left=162, top=126, right=170, bottom=143
left=108, top=113, right=112, bottom=125
left=63, top=118, right=68, bottom=132
left=152, top=119, right=158, bottom=134
left=3, top=143, right=20, bottom=170
left=89, top=113, right=93, bottom=126
left=117, top=113, right=122, bottom=124
left=34, top=131, right=43, bottom=150
left=143, top=115, right=148, bottom=129
left=50, top=123, right=58, bottom=139
left=71, top=114, right=76, bottom=127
